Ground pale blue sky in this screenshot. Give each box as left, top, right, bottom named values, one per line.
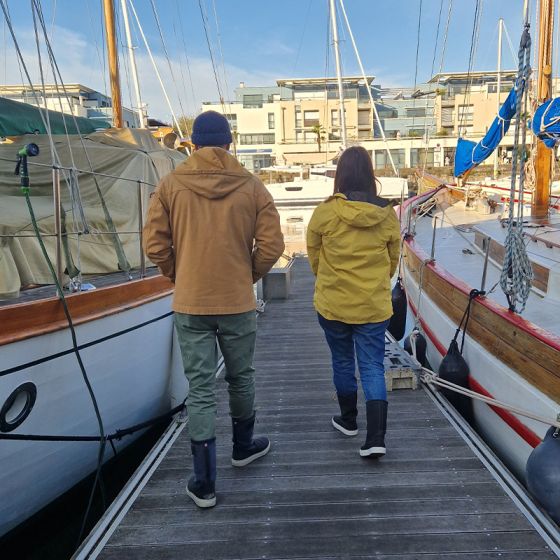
left=1, top=0, right=539, bottom=121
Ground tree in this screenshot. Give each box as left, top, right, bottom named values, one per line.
left=311, top=124, right=325, bottom=152
left=175, top=115, right=195, bottom=138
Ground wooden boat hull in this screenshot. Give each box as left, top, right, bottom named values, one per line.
left=0, top=277, right=186, bottom=537
left=401, top=191, right=560, bottom=481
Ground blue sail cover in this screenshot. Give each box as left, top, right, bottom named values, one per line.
left=532, top=98, right=560, bottom=148
left=454, top=87, right=517, bottom=177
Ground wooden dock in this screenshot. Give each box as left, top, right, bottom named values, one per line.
left=92, top=259, right=557, bottom=559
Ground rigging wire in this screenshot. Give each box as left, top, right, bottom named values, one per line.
left=210, top=0, right=237, bottom=152
left=411, top=0, right=424, bottom=133
left=420, top=0, right=445, bottom=175
left=198, top=0, right=225, bottom=108
left=171, top=13, right=193, bottom=133
left=292, top=0, right=313, bottom=75
left=459, top=0, right=484, bottom=136
left=174, top=0, right=198, bottom=117
left=149, top=0, right=189, bottom=135
left=86, top=0, right=109, bottom=98
left=115, top=1, right=135, bottom=119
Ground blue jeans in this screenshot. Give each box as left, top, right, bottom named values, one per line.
left=318, top=314, right=389, bottom=402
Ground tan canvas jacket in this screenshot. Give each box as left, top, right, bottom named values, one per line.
left=143, top=147, right=284, bottom=315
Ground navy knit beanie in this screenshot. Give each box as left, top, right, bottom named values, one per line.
left=191, top=110, right=233, bottom=146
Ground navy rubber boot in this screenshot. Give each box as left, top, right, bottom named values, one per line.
left=186, top=438, right=216, bottom=508
left=231, top=413, right=271, bottom=467
left=360, top=400, right=388, bottom=458
left=332, top=392, right=359, bottom=436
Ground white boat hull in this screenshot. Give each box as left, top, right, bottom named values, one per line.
left=0, top=294, right=186, bottom=537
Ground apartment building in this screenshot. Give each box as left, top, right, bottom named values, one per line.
left=201, top=70, right=532, bottom=173
left=0, top=84, right=140, bottom=128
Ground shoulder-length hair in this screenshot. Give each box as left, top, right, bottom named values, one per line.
left=333, top=146, right=378, bottom=199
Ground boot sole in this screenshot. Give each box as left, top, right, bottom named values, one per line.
left=360, top=446, right=386, bottom=458
left=231, top=440, right=271, bottom=467
left=332, top=417, right=358, bottom=436
left=186, top=487, right=216, bottom=508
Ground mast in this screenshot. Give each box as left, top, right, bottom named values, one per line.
left=533, top=0, right=554, bottom=220
left=103, top=0, right=124, bottom=128
left=493, top=18, right=503, bottom=180
left=121, top=0, right=145, bottom=128
left=330, top=0, right=347, bottom=148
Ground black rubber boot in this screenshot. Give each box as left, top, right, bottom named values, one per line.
left=186, top=438, right=216, bottom=508
left=360, top=400, right=388, bottom=458
left=332, top=392, right=358, bottom=436
left=231, top=413, right=271, bottom=467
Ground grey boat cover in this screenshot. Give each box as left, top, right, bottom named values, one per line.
left=0, top=128, right=185, bottom=299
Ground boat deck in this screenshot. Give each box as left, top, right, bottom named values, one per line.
left=413, top=201, right=560, bottom=336
left=87, top=259, right=557, bottom=559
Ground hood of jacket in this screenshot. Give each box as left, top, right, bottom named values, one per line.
left=330, top=193, right=394, bottom=228
left=172, top=146, right=253, bottom=199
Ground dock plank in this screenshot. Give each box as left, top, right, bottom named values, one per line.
left=98, top=259, right=556, bottom=559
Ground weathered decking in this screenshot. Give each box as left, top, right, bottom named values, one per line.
left=96, top=259, right=557, bottom=559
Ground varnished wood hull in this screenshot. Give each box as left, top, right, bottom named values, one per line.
left=0, top=277, right=186, bottom=537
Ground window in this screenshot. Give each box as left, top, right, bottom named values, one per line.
left=304, top=131, right=316, bottom=143
left=268, top=112, right=275, bottom=130
left=458, top=104, right=474, bottom=123
left=375, top=149, right=405, bottom=169
left=295, top=108, right=302, bottom=128
left=406, top=107, right=426, bottom=118
left=239, top=133, right=275, bottom=145
left=303, top=110, right=320, bottom=127
left=358, top=109, right=370, bottom=126
left=331, top=109, right=339, bottom=127
left=243, top=94, right=263, bottom=108
left=411, top=148, right=435, bottom=167
left=225, top=113, right=237, bottom=130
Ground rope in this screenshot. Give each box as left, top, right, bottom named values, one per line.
left=422, top=368, right=560, bottom=429
left=451, top=289, right=483, bottom=354
left=500, top=23, right=534, bottom=313
left=0, top=403, right=185, bottom=442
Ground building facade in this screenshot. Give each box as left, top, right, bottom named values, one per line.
left=201, top=71, right=542, bottom=173
left=0, top=84, right=140, bottom=129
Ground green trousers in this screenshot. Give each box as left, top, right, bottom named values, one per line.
left=174, top=311, right=257, bottom=441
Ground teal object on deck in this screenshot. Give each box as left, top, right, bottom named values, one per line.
left=0, top=97, right=110, bottom=136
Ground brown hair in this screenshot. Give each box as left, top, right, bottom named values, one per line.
left=333, top=146, right=378, bottom=199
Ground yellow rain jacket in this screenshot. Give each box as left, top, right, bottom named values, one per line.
left=307, top=193, right=401, bottom=324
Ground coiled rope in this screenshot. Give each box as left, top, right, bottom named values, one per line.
left=500, top=23, right=534, bottom=313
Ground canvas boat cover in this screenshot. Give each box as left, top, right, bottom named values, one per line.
left=0, top=97, right=110, bottom=136
left=454, top=87, right=517, bottom=177
left=0, top=128, right=185, bottom=299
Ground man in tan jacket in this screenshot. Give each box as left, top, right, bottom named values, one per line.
left=143, top=110, right=284, bottom=508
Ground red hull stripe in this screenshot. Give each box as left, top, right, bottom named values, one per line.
left=407, top=297, right=541, bottom=448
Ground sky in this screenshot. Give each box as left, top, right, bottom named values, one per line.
left=0, top=0, right=539, bottom=123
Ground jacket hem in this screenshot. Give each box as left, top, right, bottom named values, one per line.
left=173, top=303, right=257, bottom=315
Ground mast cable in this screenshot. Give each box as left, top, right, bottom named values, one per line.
left=127, top=0, right=184, bottom=136
left=149, top=0, right=189, bottom=136
left=337, top=0, right=399, bottom=176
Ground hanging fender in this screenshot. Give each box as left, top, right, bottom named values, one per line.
left=526, top=426, right=560, bottom=524
left=438, top=340, right=473, bottom=423
left=387, top=277, right=407, bottom=341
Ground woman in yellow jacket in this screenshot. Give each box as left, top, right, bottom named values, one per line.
left=307, top=146, right=400, bottom=458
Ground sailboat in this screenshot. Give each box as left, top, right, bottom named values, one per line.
left=265, top=0, right=408, bottom=208
left=400, top=0, right=560, bottom=514
left=0, top=0, right=186, bottom=538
